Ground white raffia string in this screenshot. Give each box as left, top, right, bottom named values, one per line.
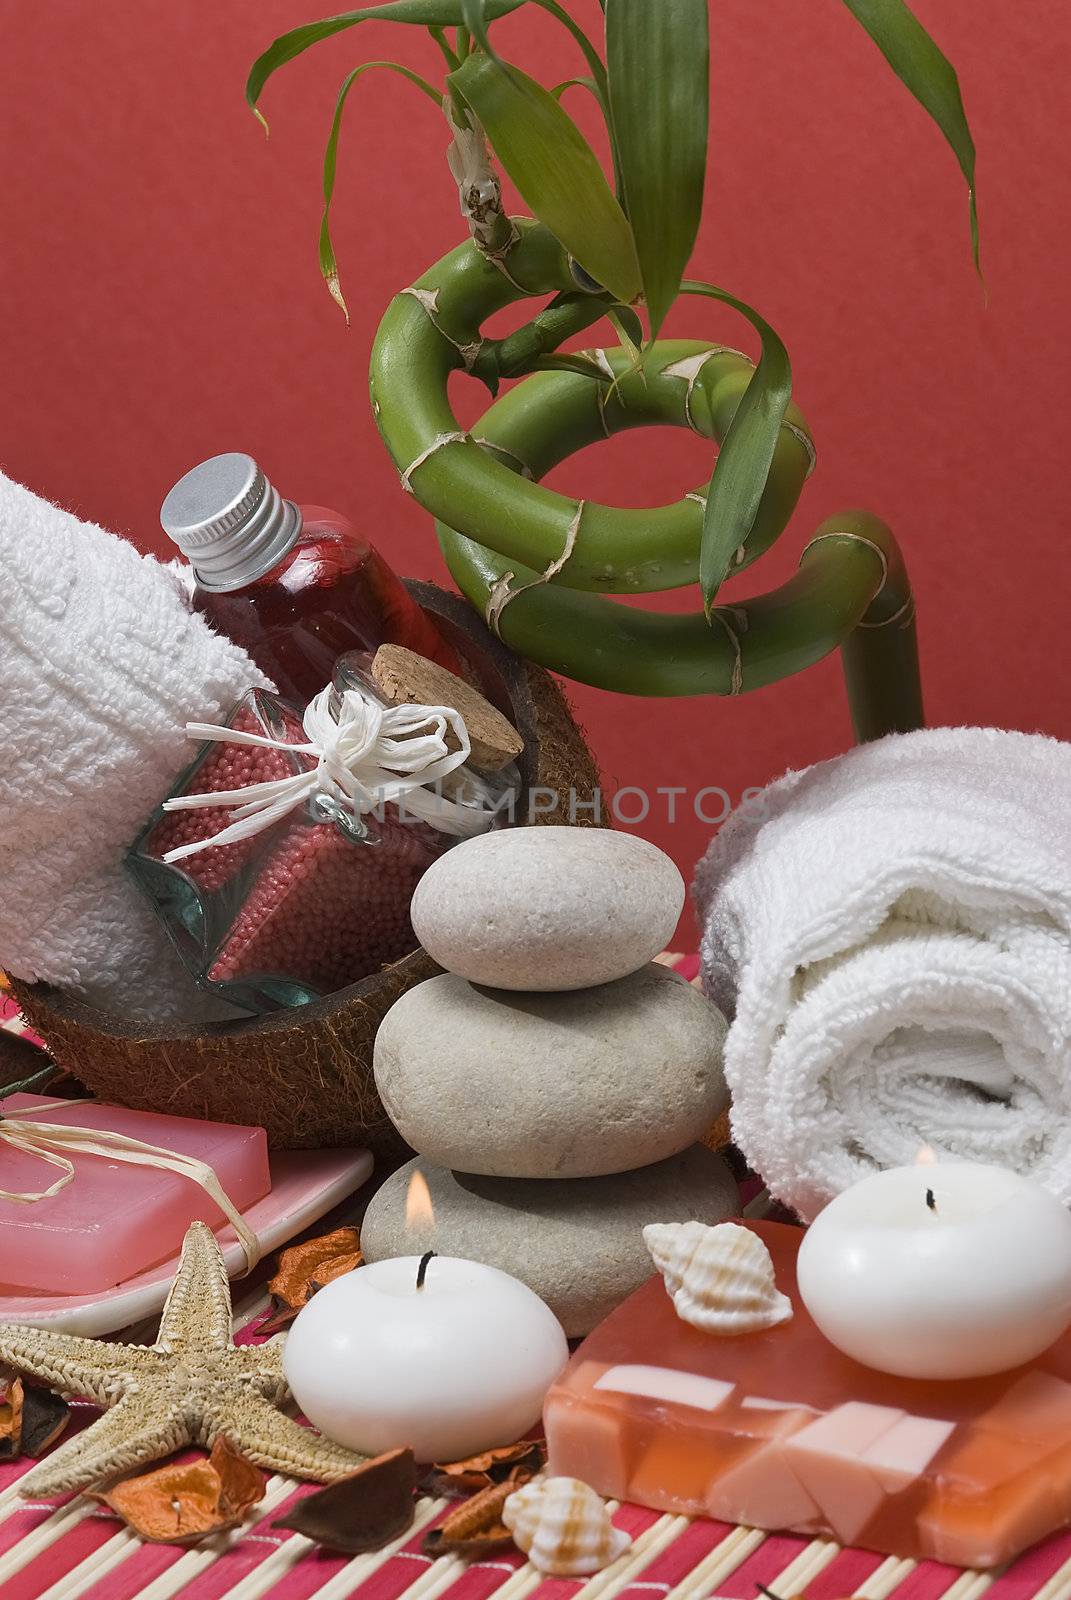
left=161, top=682, right=493, bottom=860
left=0, top=1098, right=261, bottom=1271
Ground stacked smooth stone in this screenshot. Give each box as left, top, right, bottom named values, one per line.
left=361, top=826, right=738, bottom=1335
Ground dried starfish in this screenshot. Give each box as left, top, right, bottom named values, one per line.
left=0, top=1221, right=365, bottom=1498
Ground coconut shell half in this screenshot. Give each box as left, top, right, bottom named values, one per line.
left=10, top=583, right=604, bottom=1152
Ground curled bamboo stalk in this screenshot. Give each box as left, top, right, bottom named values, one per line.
left=371, top=222, right=812, bottom=594
left=441, top=509, right=921, bottom=735
left=370, top=220, right=923, bottom=737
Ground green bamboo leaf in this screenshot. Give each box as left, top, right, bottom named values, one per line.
left=460, top=0, right=497, bottom=59
left=246, top=0, right=524, bottom=123
left=463, top=0, right=607, bottom=91
left=320, top=62, right=442, bottom=319
left=531, top=0, right=619, bottom=192
left=530, top=0, right=609, bottom=99
left=681, top=280, right=792, bottom=614
left=464, top=0, right=621, bottom=190
left=449, top=53, right=640, bottom=302
left=841, top=0, right=979, bottom=269
left=551, top=76, right=599, bottom=103
left=532, top=353, right=616, bottom=379
left=606, top=0, right=708, bottom=338
left=427, top=25, right=462, bottom=71
left=608, top=302, right=643, bottom=351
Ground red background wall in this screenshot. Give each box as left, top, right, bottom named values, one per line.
left=2, top=1, right=1067, bottom=937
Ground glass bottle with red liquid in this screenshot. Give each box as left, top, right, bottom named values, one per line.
left=160, top=452, right=460, bottom=703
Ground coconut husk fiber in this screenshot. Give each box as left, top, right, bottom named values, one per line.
left=10, top=584, right=605, bottom=1153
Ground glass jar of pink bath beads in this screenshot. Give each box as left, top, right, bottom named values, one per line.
left=128, top=660, right=515, bottom=1012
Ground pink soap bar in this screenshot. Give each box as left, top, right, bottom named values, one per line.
left=545, top=1220, right=1071, bottom=1569
left=0, top=1095, right=271, bottom=1294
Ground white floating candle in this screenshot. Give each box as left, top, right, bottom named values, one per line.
left=797, top=1157, right=1071, bottom=1379
left=283, top=1252, right=568, bottom=1463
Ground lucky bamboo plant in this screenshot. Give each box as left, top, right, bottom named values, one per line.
left=247, top=0, right=978, bottom=741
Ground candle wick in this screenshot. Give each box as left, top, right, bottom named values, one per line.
left=926, top=1187, right=937, bottom=1212
left=416, top=1250, right=437, bottom=1290
left=757, top=1586, right=785, bottom=1600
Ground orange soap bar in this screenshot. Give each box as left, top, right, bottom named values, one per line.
left=545, top=1220, right=1071, bottom=1568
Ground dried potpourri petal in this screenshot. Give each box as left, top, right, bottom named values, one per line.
left=17, top=1385, right=70, bottom=1458
left=440, top=1439, right=546, bottom=1477
left=274, top=1446, right=416, bottom=1553
left=422, top=1480, right=518, bottom=1559
left=94, top=1436, right=266, bottom=1544
left=422, top=1437, right=546, bottom=1496
left=0, top=1378, right=24, bottom=1461
left=263, top=1227, right=363, bottom=1330
left=422, top=1468, right=498, bottom=1497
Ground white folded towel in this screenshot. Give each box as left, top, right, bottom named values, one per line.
left=694, top=727, right=1071, bottom=1219
left=0, top=470, right=270, bottom=1023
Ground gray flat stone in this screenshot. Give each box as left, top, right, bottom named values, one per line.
left=373, top=963, right=729, bottom=1178
left=410, top=826, right=685, bottom=991
left=361, top=1145, right=740, bottom=1337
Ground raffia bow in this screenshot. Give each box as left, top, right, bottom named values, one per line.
left=0, top=1099, right=261, bottom=1272
left=161, top=681, right=490, bottom=861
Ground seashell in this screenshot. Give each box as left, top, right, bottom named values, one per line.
left=502, top=1476, right=631, bottom=1575
left=643, top=1220, right=793, bottom=1335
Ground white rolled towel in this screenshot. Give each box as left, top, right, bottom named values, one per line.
left=0, top=470, right=270, bottom=1023
left=694, top=727, right=1071, bottom=1219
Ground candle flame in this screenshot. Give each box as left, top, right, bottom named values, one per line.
left=406, top=1169, right=435, bottom=1231
left=915, top=1145, right=938, bottom=1166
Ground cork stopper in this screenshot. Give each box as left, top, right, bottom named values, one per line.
left=371, top=645, right=524, bottom=774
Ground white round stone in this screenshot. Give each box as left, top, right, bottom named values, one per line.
left=374, top=962, right=729, bottom=1179
left=410, top=826, right=685, bottom=990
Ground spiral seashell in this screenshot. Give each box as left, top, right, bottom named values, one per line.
left=502, top=1476, right=631, bottom=1575
left=643, top=1220, right=794, bottom=1335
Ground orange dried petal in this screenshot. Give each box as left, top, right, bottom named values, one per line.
left=212, top=1435, right=269, bottom=1518
left=268, top=1227, right=363, bottom=1315
left=421, top=1440, right=545, bottom=1500
left=95, top=1437, right=265, bottom=1544
left=423, top=1480, right=517, bottom=1558
left=422, top=1468, right=494, bottom=1497
left=0, top=1378, right=24, bottom=1461
left=437, top=1438, right=546, bottom=1478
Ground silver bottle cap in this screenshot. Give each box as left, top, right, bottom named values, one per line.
left=159, top=452, right=302, bottom=591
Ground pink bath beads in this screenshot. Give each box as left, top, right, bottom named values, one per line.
left=205, top=810, right=445, bottom=992
left=145, top=704, right=307, bottom=895
left=129, top=659, right=513, bottom=1012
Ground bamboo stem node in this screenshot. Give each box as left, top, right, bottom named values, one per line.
left=485, top=499, right=585, bottom=635
left=399, top=431, right=469, bottom=494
